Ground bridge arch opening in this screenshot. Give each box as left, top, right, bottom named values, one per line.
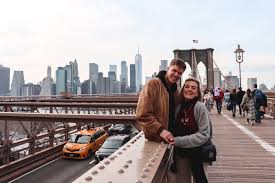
left=174, top=48, right=214, bottom=89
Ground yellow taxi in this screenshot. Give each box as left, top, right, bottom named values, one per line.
left=62, top=128, right=108, bottom=159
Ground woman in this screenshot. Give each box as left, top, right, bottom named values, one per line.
left=241, top=89, right=256, bottom=125
left=203, top=91, right=214, bottom=113
left=229, top=89, right=238, bottom=117
left=224, top=89, right=230, bottom=107
left=172, top=78, right=212, bottom=183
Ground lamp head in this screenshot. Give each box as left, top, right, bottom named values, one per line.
left=234, top=44, right=245, bottom=63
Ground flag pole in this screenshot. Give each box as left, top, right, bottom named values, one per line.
left=192, top=40, right=198, bottom=49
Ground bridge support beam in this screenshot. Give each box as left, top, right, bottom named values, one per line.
left=174, top=48, right=214, bottom=89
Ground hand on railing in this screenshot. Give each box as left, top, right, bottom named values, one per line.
left=160, top=129, right=174, bottom=144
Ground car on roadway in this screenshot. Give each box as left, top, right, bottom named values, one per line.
left=95, top=134, right=130, bottom=162
left=62, top=128, right=108, bottom=159
left=108, top=124, right=131, bottom=135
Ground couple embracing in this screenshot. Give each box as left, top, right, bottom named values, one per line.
left=136, top=58, right=213, bottom=183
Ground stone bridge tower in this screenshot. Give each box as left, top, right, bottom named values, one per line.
left=173, top=48, right=214, bottom=90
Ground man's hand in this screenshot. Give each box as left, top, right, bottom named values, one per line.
left=160, top=129, right=174, bottom=144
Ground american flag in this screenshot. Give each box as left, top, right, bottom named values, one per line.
left=193, top=40, right=199, bottom=43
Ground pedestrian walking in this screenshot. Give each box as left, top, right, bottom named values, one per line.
left=203, top=91, right=214, bottom=113
left=241, top=89, right=256, bottom=125
left=213, top=87, right=222, bottom=114
left=229, top=89, right=238, bottom=117
left=237, top=87, right=246, bottom=117
left=252, top=84, right=266, bottom=124
left=224, top=89, right=230, bottom=107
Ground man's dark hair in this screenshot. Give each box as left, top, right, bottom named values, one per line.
left=169, top=58, right=186, bottom=70
left=254, top=84, right=257, bottom=89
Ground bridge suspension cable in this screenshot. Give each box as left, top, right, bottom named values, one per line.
left=192, top=51, right=204, bottom=89
left=209, top=53, right=235, bottom=90
left=196, top=65, right=203, bottom=89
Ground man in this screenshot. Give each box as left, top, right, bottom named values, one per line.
left=136, top=58, right=186, bottom=143
left=237, top=87, right=246, bottom=117
left=252, top=84, right=266, bottom=123
left=213, top=87, right=223, bottom=114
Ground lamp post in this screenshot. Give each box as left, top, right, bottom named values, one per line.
left=234, top=44, right=245, bottom=88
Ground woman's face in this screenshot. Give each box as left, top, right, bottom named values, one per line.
left=182, top=80, right=199, bottom=100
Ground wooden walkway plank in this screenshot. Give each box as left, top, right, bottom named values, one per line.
left=208, top=109, right=275, bottom=183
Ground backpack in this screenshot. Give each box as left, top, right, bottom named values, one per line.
left=254, top=89, right=264, bottom=104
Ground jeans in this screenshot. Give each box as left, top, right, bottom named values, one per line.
left=255, top=106, right=261, bottom=122
left=216, top=100, right=222, bottom=113
left=170, top=154, right=208, bottom=183
left=232, top=104, right=236, bottom=115
left=238, top=104, right=242, bottom=115
left=224, top=99, right=229, bottom=107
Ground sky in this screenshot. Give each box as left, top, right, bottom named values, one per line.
left=0, top=0, right=275, bottom=89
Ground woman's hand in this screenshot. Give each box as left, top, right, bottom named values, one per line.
left=160, top=129, right=175, bottom=144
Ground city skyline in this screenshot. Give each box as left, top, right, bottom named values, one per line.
left=1, top=60, right=274, bottom=97
left=3, top=61, right=272, bottom=89
left=1, top=0, right=275, bottom=88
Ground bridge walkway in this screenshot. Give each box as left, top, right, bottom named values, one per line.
left=208, top=108, right=275, bottom=182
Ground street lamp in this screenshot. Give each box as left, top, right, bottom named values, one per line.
left=234, top=44, right=245, bottom=88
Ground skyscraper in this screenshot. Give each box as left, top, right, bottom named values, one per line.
left=98, top=72, right=103, bottom=78
left=81, top=80, right=90, bottom=94
left=247, top=78, right=257, bottom=90
left=109, top=65, right=117, bottom=81
left=96, top=72, right=112, bottom=94
left=108, top=71, right=119, bottom=94
left=108, top=71, right=118, bottom=93
left=0, top=65, right=10, bottom=95
left=11, top=71, right=25, bottom=96
left=159, top=60, right=168, bottom=71
left=64, top=64, right=72, bottom=93
left=47, top=65, right=51, bottom=78
left=120, top=61, right=128, bottom=93
left=22, top=83, right=41, bottom=96
left=130, top=64, right=136, bottom=92
left=71, top=59, right=79, bottom=78
left=135, top=48, right=142, bottom=91
left=108, top=71, right=116, bottom=82
left=89, top=63, right=99, bottom=94
left=89, top=63, right=99, bottom=82
left=40, top=66, right=53, bottom=96
left=71, top=59, right=81, bottom=94
left=55, top=67, right=67, bottom=95
left=223, top=72, right=239, bottom=90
